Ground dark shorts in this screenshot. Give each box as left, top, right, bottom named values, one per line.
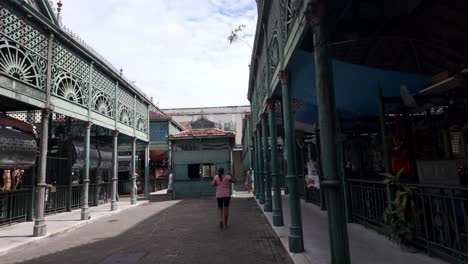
left=217, top=197, right=231, bottom=208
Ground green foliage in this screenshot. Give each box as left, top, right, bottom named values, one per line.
left=227, top=24, right=246, bottom=44
left=381, top=169, right=417, bottom=244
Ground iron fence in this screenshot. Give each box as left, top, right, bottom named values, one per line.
left=347, top=179, right=388, bottom=228
left=347, top=180, right=468, bottom=263
left=305, top=187, right=321, bottom=207
left=45, top=185, right=68, bottom=214
left=71, top=185, right=82, bottom=208
left=0, top=189, right=31, bottom=226
left=410, top=185, right=468, bottom=263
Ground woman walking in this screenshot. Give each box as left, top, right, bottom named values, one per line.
left=211, top=167, right=236, bottom=229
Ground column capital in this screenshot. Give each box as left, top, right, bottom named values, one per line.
left=84, top=121, right=92, bottom=129
left=266, top=98, right=274, bottom=109
left=112, top=130, right=119, bottom=137
left=278, top=70, right=289, bottom=85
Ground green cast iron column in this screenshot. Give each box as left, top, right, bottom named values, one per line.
left=256, top=127, right=265, bottom=204
left=252, top=136, right=258, bottom=197
left=111, top=131, right=119, bottom=211
left=315, top=129, right=327, bottom=210
left=81, top=122, right=92, bottom=220
left=131, top=138, right=137, bottom=205
left=268, top=100, right=283, bottom=226
left=278, top=70, right=304, bottom=252
left=310, top=1, right=351, bottom=262
left=144, top=142, right=150, bottom=200
left=33, top=109, right=50, bottom=236
left=262, top=114, right=272, bottom=212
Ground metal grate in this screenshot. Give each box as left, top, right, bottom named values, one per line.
left=92, top=69, right=115, bottom=118
left=117, top=87, right=134, bottom=127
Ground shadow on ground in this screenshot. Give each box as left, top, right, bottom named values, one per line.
left=13, top=198, right=292, bottom=264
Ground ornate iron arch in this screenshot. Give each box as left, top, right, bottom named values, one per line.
left=118, top=106, right=132, bottom=126
left=136, top=116, right=146, bottom=132
left=53, top=72, right=87, bottom=106
left=0, top=39, right=40, bottom=87
left=92, top=91, right=113, bottom=117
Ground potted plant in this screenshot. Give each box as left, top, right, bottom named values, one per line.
left=381, top=169, right=418, bottom=251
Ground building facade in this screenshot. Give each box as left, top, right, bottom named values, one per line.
left=163, top=106, right=250, bottom=179
left=246, top=0, right=468, bottom=262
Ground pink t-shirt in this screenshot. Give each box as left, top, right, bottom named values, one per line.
left=211, top=175, right=232, bottom=198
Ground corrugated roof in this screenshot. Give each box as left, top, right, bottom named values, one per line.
left=170, top=128, right=234, bottom=138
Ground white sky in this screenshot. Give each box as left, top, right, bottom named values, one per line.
left=52, top=0, right=257, bottom=108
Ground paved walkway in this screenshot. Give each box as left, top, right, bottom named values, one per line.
left=1, top=197, right=292, bottom=264
left=259, top=193, right=448, bottom=264
left=0, top=197, right=147, bottom=257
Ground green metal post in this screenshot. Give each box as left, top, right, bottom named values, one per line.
left=254, top=136, right=259, bottom=198
left=315, top=129, right=326, bottom=211
left=81, top=122, right=91, bottom=220
left=66, top=119, right=72, bottom=212
left=311, top=1, right=351, bottom=262
left=268, top=100, right=283, bottom=226
left=111, top=131, right=119, bottom=211
left=378, top=87, right=390, bottom=173
left=262, top=114, right=272, bottom=212
left=252, top=136, right=257, bottom=197
left=144, top=142, right=150, bottom=200
left=27, top=163, right=36, bottom=221
left=337, top=119, right=352, bottom=223
left=33, top=109, right=50, bottom=236
left=256, top=127, right=265, bottom=204
left=278, top=70, right=304, bottom=252
left=131, top=138, right=137, bottom=205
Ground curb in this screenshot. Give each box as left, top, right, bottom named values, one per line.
left=0, top=200, right=149, bottom=257
left=254, top=198, right=312, bottom=264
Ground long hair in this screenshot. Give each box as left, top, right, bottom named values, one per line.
left=218, top=167, right=225, bottom=182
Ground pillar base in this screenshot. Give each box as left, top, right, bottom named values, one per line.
left=264, top=202, right=272, bottom=212
left=131, top=196, right=137, bottom=205
left=110, top=200, right=118, bottom=211
left=81, top=208, right=90, bottom=220
left=288, top=225, right=304, bottom=253
left=33, top=219, right=46, bottom=237
left=259, top=197, right=265, bottom=204
left=272, top=211, right=284, bottom=226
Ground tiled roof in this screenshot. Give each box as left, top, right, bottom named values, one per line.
left=170, top=128, right=234, bottom=138
left=179, top=121, right=191, bottom=129
left=149, top=111, right=169, bottom=121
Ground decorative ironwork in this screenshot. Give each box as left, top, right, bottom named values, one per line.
left=0, top=39, right=40, bottom=87
left=52, top=72, right=87, bottom=105
left=92, top=69, right=115, bottom=118
left=0, top=8, right=49, bottom=58
left=93, top=91, right=112, bottom=116
left=117, top=88, right=134, bottom=127
left=135, top=99, right=148, bottom=133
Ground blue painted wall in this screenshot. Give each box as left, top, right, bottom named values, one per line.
left=287, top=49, right=432, bottom=127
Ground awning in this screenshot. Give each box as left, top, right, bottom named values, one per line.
left=287, top=49, right=432, bottom=131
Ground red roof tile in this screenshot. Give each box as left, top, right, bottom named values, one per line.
left=149, top=111, right=169, bottom=121
left=171, top=128, right=234, bottom=138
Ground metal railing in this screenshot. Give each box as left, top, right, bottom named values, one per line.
left=347, top=179, right=468, bottom=263
left=0, top=189, right=31, bottom=226
left=45, top=185, right=68, bottom=215
left=305, top=187, right=321, bottom=207
left=347, top=179, right=388, bottom=228
left=71, top=185, right=82, bottom=209
left=410, top=185, right=468, bottom=263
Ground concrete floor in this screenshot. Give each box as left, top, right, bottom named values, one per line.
left=1, top=197, right=292, bottom=264
left=260, top=193, right=448, bottom=264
